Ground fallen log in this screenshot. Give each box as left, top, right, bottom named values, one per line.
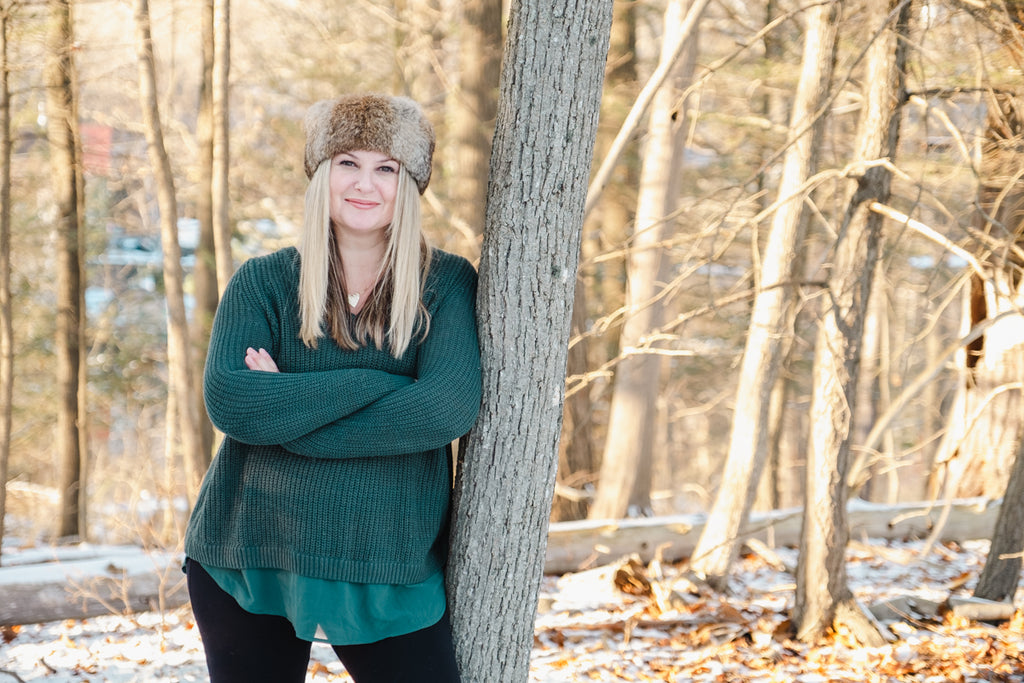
left=0, top=498, right=999, bottom=626
left=544, top=497, right=999, bottom=574
left=0, top=546, right=187, bottom=627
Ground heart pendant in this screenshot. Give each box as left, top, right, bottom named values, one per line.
left=348, top=292, right=360, bottom=307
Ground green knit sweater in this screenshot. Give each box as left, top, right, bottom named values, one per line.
left=184, top=246, right=482, bottom=585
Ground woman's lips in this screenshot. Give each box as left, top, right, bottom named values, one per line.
left=346, top=198, right=379, bottom=209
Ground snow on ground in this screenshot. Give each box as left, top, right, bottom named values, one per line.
left=1, top=538, right=1023, bottom=682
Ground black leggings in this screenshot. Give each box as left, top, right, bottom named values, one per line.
left=186, top=559, right=461, bottom=683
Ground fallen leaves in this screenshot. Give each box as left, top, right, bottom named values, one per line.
left=531, top=539, right=1024, bottom=682
left=1, top=539, right=1020, bottom=682
left=0, top=625, right=20, bottom=644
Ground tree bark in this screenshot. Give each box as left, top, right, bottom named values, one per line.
left=133, top=0, right=203, bottom=500
left=689, top=0, right=839, bottom=590
left=589, top=0, right=701, bottom=521
left=0, top=1, right=12, bottom=564
left=45, top=0, right=85, bottom=541
left=445, top=2, right=613, bottom=680
left=793, top=0, right=911, bottom=645
left=974, top=426, right=1024, bottom=602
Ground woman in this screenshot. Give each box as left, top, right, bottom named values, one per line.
left=183, top=93, right=481, bottom=683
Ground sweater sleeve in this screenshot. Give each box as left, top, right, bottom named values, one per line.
left=281, top=255, right=482, bottom=459
left=203, top=254, right=414, bottom=446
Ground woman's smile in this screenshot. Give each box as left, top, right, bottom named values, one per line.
left=329, top=150, right=400, bottom=238
left=346, top=198, right=381, bottom=209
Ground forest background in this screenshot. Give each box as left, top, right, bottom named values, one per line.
left=1, top=0, right=1024, bottom=649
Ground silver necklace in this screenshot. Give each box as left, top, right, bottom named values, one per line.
left=347, top=281, right=374, bottom=308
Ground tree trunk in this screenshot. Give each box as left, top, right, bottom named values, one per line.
left=793, top=0, right=911, bottom=645
left=46, top=0, right=85, bottom=541
left=445, top=2, right=613, bottom=680
left=583, top=0, right=711, bottom=218
left=966, top=5, right=1024, bottom=603
left=192, top=0, right=217, bottom=471
left=133, top=0, right=203, bottom=500
left=212, top=0, right=231, bottom=297
left=0, top=1, right=12, bottom=564
left=752, top=0, right=793, bottom=516
left=689, top=0, right=839, bottom=589
left=552, top=0, right=638, bottom=523
left=552, top=286, right=596, bottom=521
left=852, top=260, right=895, bottom=503
left=451, top=0, right=501, bottom=235
left=974, top=425, right=1024, bottom=602
left=589, top=0, right=701, bottom=521
left=939, top=87, right=1024, bottom=499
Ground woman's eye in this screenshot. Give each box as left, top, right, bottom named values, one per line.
left=378, top=165, right=397, bottom=173
left=337, top=158, right=356, bottom=167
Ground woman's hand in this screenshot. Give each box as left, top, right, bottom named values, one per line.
left=244, top=347, right=280, bottom=373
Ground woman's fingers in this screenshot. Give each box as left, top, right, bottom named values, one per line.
left=244, top=347, right=280, bottom=372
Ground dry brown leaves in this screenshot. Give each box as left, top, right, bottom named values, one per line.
left=531, top=545, right=1024, bottom=682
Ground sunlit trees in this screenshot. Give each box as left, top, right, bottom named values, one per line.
left=5, top=4, right=1024, bottom=642
left=0, top=0, right=14, bottom=562
left=794, top=0, right=913, bottom=644
left=689, top=0, right=840, bottom=589
left=450, top=0, right=501, bottom=237
left=934, top=1, right=1024, bottom=501
left=133, top=0, right=203, bottom=500
left=193, top=0, right=218, bottom=466
left=589, top=0, right=705, bottom=521
left=46, top=0, right=85, bottom=541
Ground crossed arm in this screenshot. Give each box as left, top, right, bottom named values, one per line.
left=203, top=256, right=481, bottom=459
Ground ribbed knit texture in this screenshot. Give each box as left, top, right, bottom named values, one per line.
left=184, top=247, right=482, bottom=585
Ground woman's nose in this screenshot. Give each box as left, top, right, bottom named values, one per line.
left=353, top=168, right=373, bottom=191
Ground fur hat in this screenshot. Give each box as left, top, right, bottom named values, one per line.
left=303, top=93, right=435, bottom=194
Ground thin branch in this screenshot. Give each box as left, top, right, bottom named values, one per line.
left=583, top=0, right=713, bottom=216
left=868, top=201, right=988, bottom=279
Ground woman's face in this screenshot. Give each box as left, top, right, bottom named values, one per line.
left=328, top=150, right=400, bottom=240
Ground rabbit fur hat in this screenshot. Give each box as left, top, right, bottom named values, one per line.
left=303, top=93, right=435, bottom=194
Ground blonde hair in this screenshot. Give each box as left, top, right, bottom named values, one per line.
left=298, top=159, right=430, bottom=357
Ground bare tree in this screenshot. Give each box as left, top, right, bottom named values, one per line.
left=192, top=0, right=218, bottom=469
left=689, top=0, right=840, bottom=589
left=46, top=0, right=85, bottom=541
left=451, top=0, right=502, bottom=235
left=133, top=0, right=204, bottom=500
left=553, top=0, right=639, bottom=523
left=445, top=1, right=613, bottom=680
left=212, top=0, right=231, bottom=294
left=974, top=425, right=1024, bottom=602
left=959, top=0, right=1024, bottom=605
left=932, top=20, right=1024, bottom=499
left=794, top=0, right=913, bottom=645
left=0, top=0, right=14, bottom=563
left=588, top=0, right=702, bottom=521
left=752, top=0, right=798, bottom=515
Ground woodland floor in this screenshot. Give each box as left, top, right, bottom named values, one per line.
left=1, top=538, right=1022, bottom=682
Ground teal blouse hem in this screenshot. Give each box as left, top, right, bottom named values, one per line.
left=200, top=562, right=447, bottom=646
